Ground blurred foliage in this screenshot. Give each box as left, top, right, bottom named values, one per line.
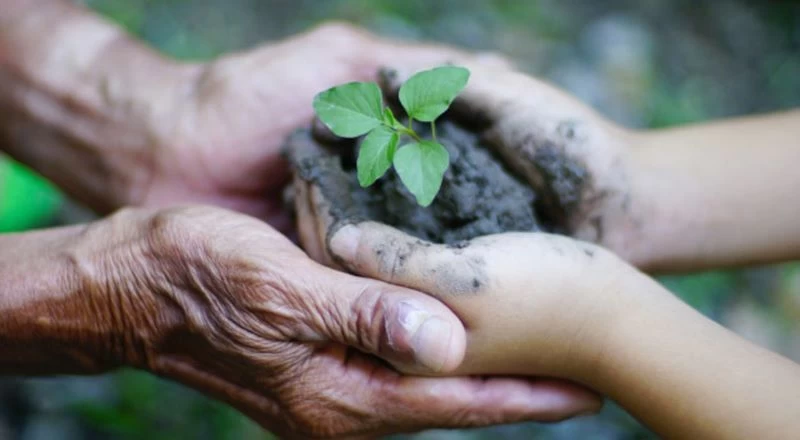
left=0, top=160, right=61, bottom=233
left=71, top=371, right=272, bottom=440
left=2, top=0, right=799, bottom=439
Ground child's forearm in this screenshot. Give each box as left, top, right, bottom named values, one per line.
left=589, top=273, right=800, bottom=439
left=629, top=110, right=800, bottom=272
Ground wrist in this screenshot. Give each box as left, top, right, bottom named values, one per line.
left=0, top=0, right=202, bottom=212
left=0, top=222, right=135, bottom=374
left=70, top=208, right=187, bottom=369
left=581, top=269, right=691, bottom=391
left=555, top=254, right=659, bottom=382
left=594, top=128, right=683, bottom=272
left=0, top=208, right=186, bottom=375
left=619, top=129, right=698, bottom=272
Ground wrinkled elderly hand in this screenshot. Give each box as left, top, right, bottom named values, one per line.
left=53, top=205, right=599, bottom=438
left=137, top=24, right=506, bottom=232
left=2, top=4, right=506, bottom=229
left=375, top=63, right=642, bottom=259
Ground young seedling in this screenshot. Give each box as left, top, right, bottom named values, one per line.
left=312, top=66, right=470, bottom=207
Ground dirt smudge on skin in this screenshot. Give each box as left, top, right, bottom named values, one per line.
left=530, top=143, right=589, bottom=231
left=367, top=239, right=488, bottom=296
left=424, top=255, right=488, bottom=296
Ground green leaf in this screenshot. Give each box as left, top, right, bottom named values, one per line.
left=383, top=107, right=396, bottom=125
left=393, top=141, right=449, bottom=206
left=357, top=126, right=398, bottom=187
left=381, top=107, right=400, bottom=129
left=399, top=66, right=470, bottom=122
left=313, top=82, right=384, bottom=137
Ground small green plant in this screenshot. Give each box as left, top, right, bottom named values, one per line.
left=313, top=66, right=470, bottom=207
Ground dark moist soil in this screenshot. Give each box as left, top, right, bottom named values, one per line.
left=311, top=118, right=544, bottom=244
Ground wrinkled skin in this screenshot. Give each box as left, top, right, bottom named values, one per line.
left=0, top=206, right=600, bottom=439
left=135, top=24, right=508, bottom=232
left=1, top=13, right=604, bottom=436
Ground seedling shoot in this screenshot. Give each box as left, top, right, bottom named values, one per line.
left=312, top=66, right=470, bottom=206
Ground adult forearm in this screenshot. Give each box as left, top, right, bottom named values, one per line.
left=0, top=0, right=198, bottom=212
left=592, top=273, right=800, bottom=439
left=0, top=224, right=112, bottom=374
left=628, top=110, right=800, bottom=272
left=0, top=210, right=182, bottom=375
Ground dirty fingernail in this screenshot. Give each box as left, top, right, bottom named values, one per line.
left=329, top=224, right=361, bottom=262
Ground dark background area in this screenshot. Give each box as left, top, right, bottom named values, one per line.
left=0, top=0, right=798, bottom=438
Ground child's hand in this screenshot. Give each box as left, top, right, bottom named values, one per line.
left=378, top=63, right=642, bottom=262
left=329, top=222, right=638, bottom=380
left=287, top=124, right=800, bottom=440
left=286, top=135, right=648, bottom=381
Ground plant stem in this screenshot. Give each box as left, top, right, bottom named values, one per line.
left=431, top=122, right=437, bottom=141
left=397, top=126, right=422, bottom=142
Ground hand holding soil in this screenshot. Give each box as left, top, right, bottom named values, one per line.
left=286, top=129, right=634, bottom=377
left=285, top=64, right=800, bottom=440
left=378, top=63, right=641, bottom=251
left=0, top=205, right=602, bottom=437
left=284, top=64, right=642, bottom=378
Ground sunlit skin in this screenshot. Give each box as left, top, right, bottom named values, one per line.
left=292, top=62, right=800, bottom=440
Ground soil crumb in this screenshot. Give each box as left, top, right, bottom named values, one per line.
left=349, top=120, right=542, bottom=243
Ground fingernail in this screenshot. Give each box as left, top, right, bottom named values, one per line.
left=396, top=303, right=453, bottom=373
left=413, top=317, right=453, bottom=372
left=329, top=224, right=360, bottom=261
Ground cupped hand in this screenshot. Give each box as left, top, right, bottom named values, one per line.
left=330, top=223, right=633, bottom=380
left=378, top=63, right=645, bottom=260
left=138, top=24, right=506, bottom=233
left=286, top=134, right=639, bottom=381
left=79, top=205, right=600, bottom=438
left=288, top=109, right=634, bottom=402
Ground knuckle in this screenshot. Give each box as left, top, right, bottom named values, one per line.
left=145, top=205, right=216, bottom=257
left=147, top=207, right=190, bottom=242
left=312, top=280, right=389, bottom=353
left=347, top=284, right=390, bottom=354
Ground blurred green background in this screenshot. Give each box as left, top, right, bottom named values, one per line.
left=1, top=0, right=798, bottom=439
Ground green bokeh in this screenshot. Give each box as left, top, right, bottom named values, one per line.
left=3, top=1, right=799, bottom=439
left=0, top=159, right=62, bottom=232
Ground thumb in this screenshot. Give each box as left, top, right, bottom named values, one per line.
left=307, top=264, right=467, bottom=375
left=327, top=221, right=478, bottom=297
